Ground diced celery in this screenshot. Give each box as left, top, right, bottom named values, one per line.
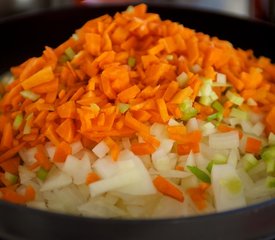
left=226, top=91, right=244, bottom=106
left=13, top=113, right=23, bottom=130
left=128, top=57, right=136, bottom=68
left=229, top=108, right=248, bottom=120
left=199, top=96, right=212, bottom=106
left=20, top=90, right=40, bottom=101
left=206, top=161, right=214, bottom=173
left=242, top=153, right=258, bottom=171
left=220, top=176, right=242, bottom=194
left=213, top=153, right=227, bottom=164
left=210, top=91, right=218, bottom=102
left=37, top=167, right=48, bottom=181
left=216, top=72, right=227, bottom=84
left=265, top=176, right=275, bottom=188
left=199, top=79, right=212, bottom=96
left=23, top=113, right=33, bottom=135
left=187, top=165, right=211, bottom=183
left=166, top=55, right=174, bottom=61
left=247, top=98, right=257, bottom=106
left=4, top=172, right=18, bottom=184
left=65, top=47, right=75, bottom=60
left=176, top=72, right=188, bottom=87
left=118, top=103, right=130, bottom=113
left=59, top=55, right=69, bottom=63
left=181, top=108, right=197, bottom=121
left=212, top=100, right=224, bottom=112
left=179, top=99, right=192, bottom=112
left=206, top=112, right=223, bottom=122
left=268, top=133, right=275, bottom=145
left=90, top=103, right=100, bottom=112
left=261, top=146, right=275, bottom=173
left=126, top=5, right=134, bottom=12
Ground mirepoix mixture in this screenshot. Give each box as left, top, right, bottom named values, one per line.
left=0, top=4, right=275, bottom=218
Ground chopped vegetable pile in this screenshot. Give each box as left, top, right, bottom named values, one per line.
left=0, top=4, right=275, bottom=218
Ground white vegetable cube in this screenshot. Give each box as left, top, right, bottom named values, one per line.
left=70, top=141, right=84, bottom=155
left=209, top=131, right=239, bottom=149
left=40, top=167, right=72, bottom=192
left=93, top=156, right=118, bottom=179
left=211, top=164, right=246, bottom=212
left=92, top=140, right=109, bottom=158
left=63, top=154, right=92, bottom=185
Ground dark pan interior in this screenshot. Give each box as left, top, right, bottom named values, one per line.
left=0, top=4, right=275, bottom=240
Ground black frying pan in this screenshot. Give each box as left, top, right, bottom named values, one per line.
left=0, top=4, right=275, bottom=240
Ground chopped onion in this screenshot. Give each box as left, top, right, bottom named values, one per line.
left=209, top=131, right=239, bottom=149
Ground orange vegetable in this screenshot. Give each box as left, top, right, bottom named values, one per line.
left=56, top=119, right=75, bottom=143
left=35, top=144, right=52, bottom=170
left=153, top=175, right=184, bottom=202
left=86, top=172, right=100, bottom=185
left=131, top=142, right=155, bottom=155
left=245, top=137, right=262, bottom=154
left=53, top=141, right=72, bottom=163
left=187, top=183, right=210, bottom=210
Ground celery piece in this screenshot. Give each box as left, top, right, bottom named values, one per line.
left=266, top=176, right=275, bottom=188
left=65, top=47, right=75, bottom=60
left=4, top=172, right=18, bottom=184
left=206, top=160, right=214, bottom=173
left=207, top=112, right=223, bottom=122
left=212, top=100, right=224, bottom=112
left=176, top=72, right=188, bottom=87
left=118, top=103, right=130, bottom=113
left=181, top=108, right=197, bottom=121
left=37, top=167, right=48, bottom=181
left=23, top=113, right=33, bottom=135
left=242, top=153, right=258, bottom=171
left=261, top=146, right=275, bottom=173
left=226, top=91, right=244, bottom=106
left=72, top=33, right=79, bottom=41
left=230, top=108, right=248, bottom=120
left=13, top=113, right=23, bottom=130
left=199, top=96, right=212, bottom=106
left=166, top=55, right=174, bottom=61
left=126, top=5, right=134, bottom=12
left=268, top=133, right=275, bottom=145
left=187, top=165, right=211, bottom=183
left=20, top=90, right=40, bottom=101
left=220, top=177, right=242, bottom=194
left=128, top=57, right=136, bottom=68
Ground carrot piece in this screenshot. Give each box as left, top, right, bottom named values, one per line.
left=132, top=110, right=151, bottom=122
left=56, top=119, right=75, bottom=143
left=56, top=100, right=76, bottom=119
left=118, top=85, right=140, bottom=103
left=44, top=124, right=61, bottom=146
left=31, top=79, right=58, bottom=94
left=124, top=112, right=150, bottom=134
left=217, top=124, right=243, bottom=139
left=187, top=183, right=209, bottom=210
left=53, top=141, right=72, bottom=163
left=35, top=144, right=52, bottom=170
left=245, top=137, right=262, bottom=154
left=0, top=143, right=25, bottom=163
left=85, top=33, right=101, bottom=56
left=24, top=185, right=36, bottom=202
left=156, top=98, right=170, bottom=123
left=0, top=122, right=13, bottom=150
left=170, top=87, right=193, bottom=104
left=21, top=66, right=55, bottom=89
left=104, top=136, right=120, bottom=161
left=163, top=81, right=179, bottom=102
left=167, top=125, right=187, bottom=136
left=86, top=172, right=100, bottom=185
left=0, top=157, right=20, bottom=174
left=177, top=142, right=200, bottom=155
left=266, top=107, right=275, bottom=133
left=1, top=188, right=27, bottom=204
left=153, top=175, right=184, bottom=202
left=131, top=142, right=155, bottom=155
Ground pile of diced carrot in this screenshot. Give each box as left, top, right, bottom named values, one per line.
left=0, top=4, right=274, bottom=197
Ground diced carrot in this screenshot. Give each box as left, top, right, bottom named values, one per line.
left=0, top=157, right=20, bottom=174
left=35, top=144, right=52, bottom=170
left=56, top=101, right=76, bottom=119
left=153, top=175, right=184, bottom=202
left=131, top=142, right=155, bottom=155
left=53, top=141, right=72, bottom=163
left=104, top=136, right=120, bottom=161
left=86, top=172, right=100, bottom=185
left=245, top=137, right=262, bottom=154
left=56, top=119, right=75, bottom=143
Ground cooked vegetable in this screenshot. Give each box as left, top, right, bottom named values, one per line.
left=0, top=4, right=275, bottom=218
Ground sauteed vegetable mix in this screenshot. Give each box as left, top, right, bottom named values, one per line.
left=0, top=4, right=275, bottom=218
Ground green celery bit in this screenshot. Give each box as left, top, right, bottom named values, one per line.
left=179, top=99, right=192, bottom=112
left=65, top=47, right=75, bottom=60
left=4, top=172, right=18, bottom=184
left=37, top=167, right=48, bottom=181
left=212, top=100, right=224, bottom=112
left=266, top=176, right=275, bottom=188
left=242, top=153, right=258, bottom=171
left=20, top=90, right=40, bottom=101
left=59, top=54, right=69, bottom=63
left=261, top=145, right=275, bottom=173
left=226, top=91, right=244, bottom=106
left=118, top=103, right=130, bottom=113
left=23, top=113, right=33, bottom=135
left=176, top=72, right=188, bottom=87
left=126, top=5, right=134, bottom=12
left=166, top=55, right=174, bottom=61
left=220, top=177, right=242, bottom=194
left=213, top=153, right=227, bottom=164
left=230, top=108, right=248, bottom=120
left=181, top=108, right=197, bottom=121
left=206, top=161, right=214, bottom=173
left=206, top=112, right=223, bottom=122
left=187, top=165, right=211, bottom=183
left=128, top=57, right=136, bottom=68
left=199, top=96, right=212, bottom=106
left=72, top=33, right=79, bottom=41
left=13, top=113, right=23, bottom=130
